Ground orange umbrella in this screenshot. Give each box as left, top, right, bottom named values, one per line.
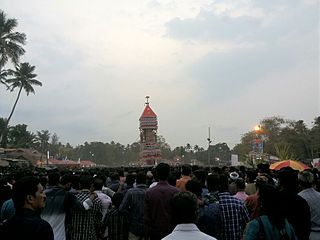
left=270, top=160, right=310, bottom=171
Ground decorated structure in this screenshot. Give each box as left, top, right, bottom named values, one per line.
left=139, top=96, right=161, bottom=166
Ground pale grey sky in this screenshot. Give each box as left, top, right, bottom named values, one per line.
left=0, top=0, right=319, bottom=149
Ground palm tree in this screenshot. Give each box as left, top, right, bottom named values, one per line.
left=0, top=10, right=26, bottom=86
left=0, top=62, right=41, bottom=147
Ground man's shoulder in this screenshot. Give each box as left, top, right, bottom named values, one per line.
left=147, top=182, right=179, bottom=194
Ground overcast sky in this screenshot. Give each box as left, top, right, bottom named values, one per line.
left=0, top=0, right=319, bottom=149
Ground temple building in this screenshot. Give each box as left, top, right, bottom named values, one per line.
left=139, top=96, right=161, bottom=166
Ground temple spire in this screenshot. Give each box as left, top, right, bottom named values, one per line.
left=145, top=95, right=150, bottom=105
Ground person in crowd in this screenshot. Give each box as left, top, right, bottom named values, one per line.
left=243, top=184, right=297, bottom=240
left=218, top=174, right=250, bottom=240
left=238, top=166, right=246, bottom=179
left=105, top=192, right=128, bottom=240
left=245, top=170, right=257, bottom=195
left=41, top=172, right=93, bottom=240
left=168, top=169, right=181, bottom=187
left=186, top=178, right=221, bottom=238
left=298, top=170, right=320, bottom=240
left=69, top=175, right=102, bottom=240
left=277, top=167, right=311, bottom=240
left=176, top=165, right=192, bottom=191
left=123, top=173, right=136, bottom=195
left=149, top=168, right=159, bottom=188
left=162, top=191, right=217, bottom=240
left=108, top=172, right=121, bottom=192
left=185, top=178, right=203, bottom=204
left=144, top=163, right=180, bottom=240
left=0, top=175, right=13, bottom=210
left=1, top=176, right=54, bottom=240
left=228, top=171, right=239, bottom=195
left=234, top=178, right=248, bottom=202
left=1, top=198, right=15, bottom=223
left=193, top=169, right=209, bottom=198
left=93, top=176, right=112, bottom=240
left=245, top=175, right=269, bottom=219
left=120, top=171, right=148, bottom=240
left=203, top=173, right=219, bottom=205
left=146, top=171, right=154, bottom=187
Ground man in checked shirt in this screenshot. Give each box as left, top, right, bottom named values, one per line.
left=218, top=174, right=250, bottom=240
left=69, top=175, right=103, bottom=240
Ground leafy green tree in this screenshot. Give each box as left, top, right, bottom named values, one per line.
left=274, top=143, right=295, bottom=160
left=310, top=117, right=320, bottom=159
left=0, top=10, right=26, bottom=86
left=0, top=63, right=41, bottom=147
left=210, top=142, right=231, bottom=164
left=6, top=124, right=35, bottom=148
left=35, top=130, right=50, bottom=162
left=48, top=133, right=60, bottom=158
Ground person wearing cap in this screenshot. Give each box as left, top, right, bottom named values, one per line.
left=298, top=170, right=320, bottom=240
left=228, top=172, right=239, bottom=195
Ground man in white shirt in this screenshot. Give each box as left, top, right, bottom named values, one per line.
left=162, top=191, right=217, bottom=240
left=298, top=170, right=320, bottom=240
left=93, top=176, right=112, bottom=239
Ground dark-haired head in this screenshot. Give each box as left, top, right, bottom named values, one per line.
left=156, top=163, right=170, bottom=181
left=185, top=179, right=202, bottom=198
left=259, top=184, right=286, bottom=229
left=12, top=176, right=44, bottom=211
left=172, top=191, right=199, bottom=224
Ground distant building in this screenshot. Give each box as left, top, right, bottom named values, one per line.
left=139, top=96, right=161, bottom=166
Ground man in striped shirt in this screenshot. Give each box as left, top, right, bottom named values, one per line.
left=120, top=171, right=148, bottom=239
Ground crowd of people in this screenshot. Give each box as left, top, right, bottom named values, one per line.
left=0, top=163, right=319, bottom=240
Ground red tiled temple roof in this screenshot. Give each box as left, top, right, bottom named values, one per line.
left=140, top=104, right=157, bottom=118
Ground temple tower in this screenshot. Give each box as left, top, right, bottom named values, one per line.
left=139, top=96, right=161, bottom=166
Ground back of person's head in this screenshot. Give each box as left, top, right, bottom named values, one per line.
left=125, top=173, right=136, bottom=186
left=79, top=175, right=93, bottom=190
left=12, top=176, right=40, bottom=210
left=229, top=171, right=239, bottom=182
left=246, top=170, right=257, bottom=183
left=298, top=170, right=314, bottom=189
left=255, top=175, right=269, bottom=189
left=40, top=176, right=48, bottom=189
left=136, top=171, right=146, bottom=185
left=182, top=165, right=192, bottom=176
left=156, top=163, right=170, bottom=181
left=259, top=173, right=274, bottom=186
left=277, top=167, right=298, bottom=191
left=48, top=172, right=61, bottom=186
left=193, top=169, right=207, bottom=186
left=93, top=176, right=104, bottom=191
left=259, top=184, right=286, bottom=230
left=235, top=178, right=246, bottom=191
left=257, top=163, right=270, bottom=175
left=117, top=169, right=125, bottom=178
left=185, top=179, right=202, bottom=198
left=172, top=191, right=198, bottom=224
left=206, top=173, right=220, bottom=192
left=218, top=174, right=229, bottom=192
left=112, top=192, right=124, bottom=209
left=110, top=172, right=120, bottom=181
